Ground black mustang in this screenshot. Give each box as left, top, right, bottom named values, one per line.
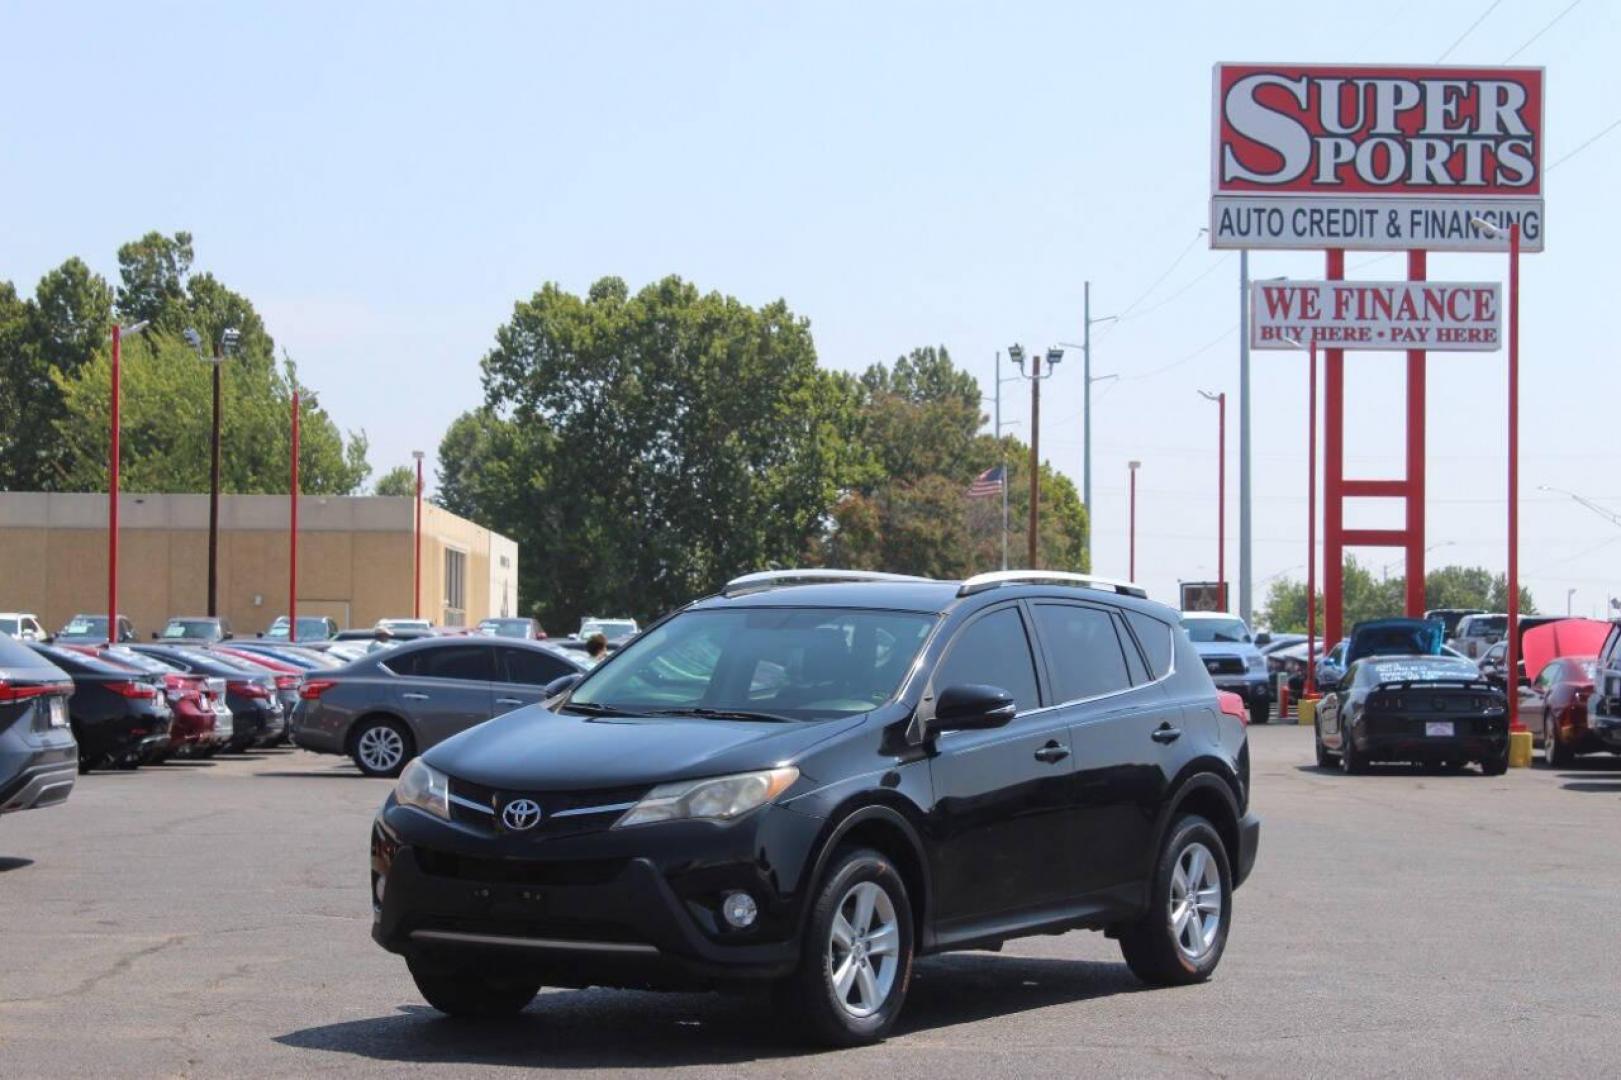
left=1315, top=654, right=1509, bottom=775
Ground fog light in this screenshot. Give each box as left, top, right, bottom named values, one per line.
left=373, top=873, right=386, bottom=905
left=721, top=891, right=758, bottom=929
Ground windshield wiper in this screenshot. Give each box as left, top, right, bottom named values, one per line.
left=559, top=701, right=638, bottom=717
left=648, top=706, right=794, bottom=723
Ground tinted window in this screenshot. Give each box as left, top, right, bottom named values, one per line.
left=500, top=647, right=574, bottom=686
left=1180, top=617, right=1250, bottom=644
left=1115, top=614, right=1150, bottom=685
left=1124, top=611, right=1174, bottom=679
left=1368, top=657, right=1481, bottom=683
left=388, top=644, right=494, bottom=682
left=934, top=607, right=1040, bottom=713
left=1033, top=603, right=1133, bottom=701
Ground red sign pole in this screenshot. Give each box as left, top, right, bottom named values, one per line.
left=1323, top=249, right=1345, bottom=648
left=1507, top=223, right=1524, bottom=733
left=289, top=390, right=300, bottom=644
left=108, top=324, right=121, bottom=647
left=1306, top=338, right=1318, bottom=697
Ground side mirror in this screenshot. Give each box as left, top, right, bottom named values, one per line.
left=543, top=673, right=585, bottom=700
left=1255, top=632, right=1272, bottom=646
left=150, top=631, right=159, bottom=640
left=224, top=632, right=234, bottom=640
left=930, top=684, right=1017, bottom=733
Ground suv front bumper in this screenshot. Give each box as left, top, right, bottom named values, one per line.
left=1211, top=673, right=1271, bottom=704
left=370, top=799, right=825, bottom=986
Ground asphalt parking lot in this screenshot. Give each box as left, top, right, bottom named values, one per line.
left=3, top=726, right=1620, bottom=1079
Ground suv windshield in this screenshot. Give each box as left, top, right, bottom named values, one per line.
left=569, top=607, right=936, bottom=721
left=580, top=620, right=637, bottom=639
left=60, top=616, right=106, bottom=638
left=1465, top=616, right=1508, bottom=635
left=1181, top=617, right=1250, bottom=644
left=163, top=620, right=218, bottom=639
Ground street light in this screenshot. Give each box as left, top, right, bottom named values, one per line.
left=186, top=325, right=241, bottom=618
left=1127, top=460, right=1141, bottom=580
left=1009, top=345, right=1064, bottom=569
left=1197, top=390, right=1227, bottom=611
left=1282, top=333, right=1318, bottom=695
left=412, top=451, right=426, bottom=620
left=108, top=319, right=151, bottom=645
left=1472, top=214, right=1525, bottom=734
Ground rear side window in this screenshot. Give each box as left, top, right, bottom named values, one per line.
left=499, top=647, right=575, bottom=687
left=1123, top=611, right=1174, bottom=680
left=1032, top=603, right=1133, bottom=701
left=933, top=607, right=1040, bottom=713
left=1600, top=626, right=1621, bottom=669
left=387, top=645, right=494, bottom=682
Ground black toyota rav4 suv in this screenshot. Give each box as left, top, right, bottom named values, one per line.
left=371, top=570, right=1259, bottom=1045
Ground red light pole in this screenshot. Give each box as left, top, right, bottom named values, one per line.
left=412, top=450, right=425, bottom=620
left=1306, top=340, right=1318, bottom=696
left=1127, top=460, right=1141, bottom=580
left=1507, top=221, right=1523, bottom=733
left=107, top=320, right=149, bottom=645
left=1198, top=390, right=1227, bottom=610
left=289, top=390, right=300, bottom=644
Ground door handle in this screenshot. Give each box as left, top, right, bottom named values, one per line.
left=402, top=693, right=430, bottom=701
left=495, top=697, right=523, bottom=706
left=1033, top=742, right=1070, bottom=764
left=1151, top=724, right=1182, bottom=744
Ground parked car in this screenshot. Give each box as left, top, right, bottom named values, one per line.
left=294, top=637, right=589, bottom=777
left=1477, top=640, right=1517, bottom=688
left=1424, top=607, right=1483, bottom=642
left=337, top=626, right=434, bottom=645
left=0, top=633, right=77, bottom=817
left=129, top=645, right=283, bottom=751
left=1316, top=640, right=1349, bottom=689
left=65, top=646, right=232, bottom=759
left=28, top=643, right=172, bottom=771
left=1314, top=653, right=1509, bottom=774
left=1451, top=613, right=1507, bottom=659
left=577, top=616, right=638, bottom=642
left=1179, top=612, right=1272, bottom=723
left=1257, top=633, right=1308, bottom=656
left=1520, top=656, right=1601, bottom=767
left=0, top=612, right=48, bottom=642
left=56, top=613, right=136, bottom=644
left=225, top=641, right=343, bottom=671
left=476, top=617, right=545, bottom=640
left=370, top=569, right=1258, bottom=1043
left=1586, top=622, right=1621, bottom=755
left=208, top=645, right=306, bottom=718
left=377, top=618, right=434, bottom=634
left=264, top=615, right=340, bottom=642
left=158, top=616, right=233, bottom=643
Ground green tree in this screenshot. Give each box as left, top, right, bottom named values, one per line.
left=374, top=465, right=418, bottom=497
left=1261, top=559, right=1537, bottom=633
left=444, top=275, right=864, bottom=628
left=115, top=231, right=195, bottom=326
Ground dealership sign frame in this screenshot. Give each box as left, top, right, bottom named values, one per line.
left=1209, top=63, right=1544, bottom=251
left=1250, top=280, right=1502, bottom=351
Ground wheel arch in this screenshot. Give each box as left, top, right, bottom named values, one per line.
left=344, top=710, right=417, bottom=756
left=802, top=798, right=933, bottom=950
left=1153, top=767, right=1243, bottom=883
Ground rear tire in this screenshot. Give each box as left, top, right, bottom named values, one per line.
left=1340, top=730, right=1367, bottom=775
left=1119, top=814, right=1232, bottom=986
left=777, top=846, right=914, bottom=1047
left=350, top=717, right=414, bottom=778
left=1545, top=714, right=1573, bottom=768
left=1481, top=746, right=1510, bottom=776
left=1313, top=725, right=1335, bottom=768
left=407, top=958, right=539, bottom=1017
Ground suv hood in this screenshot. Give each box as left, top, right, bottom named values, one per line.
left=1346, top=618, right=1442, bottom=666
left=1189, top=640, right=1261, bottom=660
left=425, top=706, right=863, bottom=791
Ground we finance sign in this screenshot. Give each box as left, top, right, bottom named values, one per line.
left=1210, top=64, right=1544, bottom=252
left=1250, top=280, right=1503, bottom=352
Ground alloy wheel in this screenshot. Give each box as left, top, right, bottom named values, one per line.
left=827, top=880, right=900, bottom=1019
left=1169, top=841, right=1223, bottom=962
left=357, top=725, right=405, bottom=774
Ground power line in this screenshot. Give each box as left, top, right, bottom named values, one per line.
left=1436, top=0, right=1504, bottom=61
left=1096, top=229, right=1208, bottom=338
left=1119, top=324, right=1237, bottom=382
left=1503, top=0, right=1583, bottom=62
left=1547, top=114, right=1621, bottom=172
left=1116, top=253, right=1234, bottom=323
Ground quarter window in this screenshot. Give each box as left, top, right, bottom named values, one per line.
left=1032, top=603, right=1133, bottom=701
left=499, top=647, right=574, bottom=687
left=1123, top=610, right=1174, bottom=680
left=933, top=607, right=1040, bottom=713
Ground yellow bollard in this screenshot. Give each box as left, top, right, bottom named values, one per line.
left=1297, top=696, right=1317, bottom=728
left=1507, top=729, right=1534, bottom=768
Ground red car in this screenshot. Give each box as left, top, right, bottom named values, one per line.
left=1521, top=656, right=1602, bottom=767
left=65, top=645, right=230, bottom=758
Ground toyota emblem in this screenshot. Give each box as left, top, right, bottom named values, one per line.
left=501, top=798, right=543, bottom=832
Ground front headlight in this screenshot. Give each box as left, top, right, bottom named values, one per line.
left=394, top=758, right=449, bottom=820
left=614, top=767, right=799, bottom=828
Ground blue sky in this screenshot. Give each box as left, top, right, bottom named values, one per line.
left=5, top=0, right=1619, bottom=618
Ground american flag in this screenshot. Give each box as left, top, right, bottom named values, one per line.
left=967, top=464, right=1006, bottom=499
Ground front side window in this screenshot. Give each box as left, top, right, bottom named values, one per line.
left=1032, top=603, right=1133, bottom=701
left=932, top=607, right=1040, bottom=714
left=500, top=647, right=573, bottom=687
left=571, top=608, right=936, bottom=721
left=388, top=645, right=494, bottom=682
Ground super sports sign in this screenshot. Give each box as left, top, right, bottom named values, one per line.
left=1209, top=64, right=1544, bottom=252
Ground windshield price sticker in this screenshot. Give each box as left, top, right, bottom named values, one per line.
left=1210, top=64, right=1543, bottom=252
left=1250, top=280, right=1502, bottom=352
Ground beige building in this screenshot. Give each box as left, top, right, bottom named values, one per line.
left=0, top=492, right=518, bottom=637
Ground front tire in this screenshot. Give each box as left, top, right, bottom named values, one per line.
left=1248, top=697, right=1271, bottom=725
left=350, top=717, right=414, bottom=778
left=778, top=847, right=914, bottom=1047
left=1314, top=723, right=1335, bottom=768
left=1119, top=814, right=1232, bottom=985
left=407, top=957, right=539, bottom=1017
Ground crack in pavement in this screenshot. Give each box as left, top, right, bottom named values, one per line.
left=0, top=934, right=187, bottom=1007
